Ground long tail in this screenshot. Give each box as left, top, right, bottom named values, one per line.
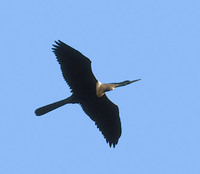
left=35, top=96, right=76, bottom=116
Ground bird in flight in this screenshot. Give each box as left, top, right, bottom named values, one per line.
left=35, top=40, right=140, bottom=147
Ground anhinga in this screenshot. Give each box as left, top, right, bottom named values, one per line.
left=35, top=40, right=140, bottom=147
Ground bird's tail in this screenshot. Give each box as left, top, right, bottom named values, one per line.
left=35, top=95, right=76, bottom=116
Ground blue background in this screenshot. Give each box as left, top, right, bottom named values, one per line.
left=1, top=0, right=200, bottom=173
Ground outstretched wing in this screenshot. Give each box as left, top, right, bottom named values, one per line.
left=52, top=41, right=121, bottom=147
left=52, top=40, right=98, bottom=97
left=80, top=94, right=122, bottom=147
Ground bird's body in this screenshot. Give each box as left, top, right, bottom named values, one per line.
left=35, top=40, right=140, bottom=147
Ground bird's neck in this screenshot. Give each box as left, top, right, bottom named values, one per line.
left=96, top=81, right=115, bottom=97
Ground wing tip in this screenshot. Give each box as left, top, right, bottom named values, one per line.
left=52, top=40, right=63, bottom=47
left=52, top=40, right=64, bottom=52
left=106, top=138, right=118, bottom=148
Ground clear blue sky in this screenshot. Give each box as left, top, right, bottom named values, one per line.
left=1, top=0, right=200, bottom=173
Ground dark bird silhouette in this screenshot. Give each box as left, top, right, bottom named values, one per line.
left=35, top=40, right=140, bottom=147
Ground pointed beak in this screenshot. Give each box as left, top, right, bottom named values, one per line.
left=129, top=79, right=141, bottom=84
